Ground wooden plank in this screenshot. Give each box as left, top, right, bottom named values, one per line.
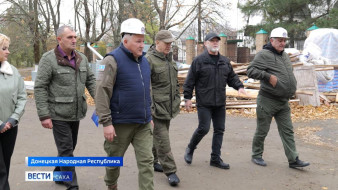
left=234, top=69, right=247, bottom=74
left=292, top=62, right=304, bottom=67
left=319, top=94, right=331, bottom=103
left=226, top=88, right=259, bottom=99
left=313, top=64, right=338, bottom=68
left=290, top=57, right=299, bottom=62
left=292, top=64, right=338, bottom=69
left=231, top=61, right=248, bottom=66
left=289, top=99, right=300, bottom=102
left=295, top=90, right=314, bottom=95
left=243, top=83, right=260, bottom=90
left=322, top=92, right=338, bottom=96
left=314, top=67, right=334, bottom=71
left=226, top=100, right=256, bottom=106
left=226, top=104, right=257, bottom=108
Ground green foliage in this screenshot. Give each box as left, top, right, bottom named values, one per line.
left=145, top=23, right=159, bottom=44
left=316, top=8, right=338, bottom=29
left=96, top=41, right=107, bottom=56
left=0, top=19, right=35, bottom=67
left=239, top=0, right=334, bottom=44
left=132, top=0, right=159, bottom=43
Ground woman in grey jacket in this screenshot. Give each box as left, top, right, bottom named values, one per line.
left=0, top=33, right=27, bottom=190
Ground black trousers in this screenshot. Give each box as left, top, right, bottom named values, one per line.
left=52, top=120, right=79, bottom=190
left=188, top=106, right=225, bottom=160
left=0, top=126, right=18, bottom=190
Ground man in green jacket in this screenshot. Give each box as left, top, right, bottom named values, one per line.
left=247, top=27, right=309, bottom=169
left=145, top=30, right=181, bottom=186
left=34, top=25, right=96, bottom=190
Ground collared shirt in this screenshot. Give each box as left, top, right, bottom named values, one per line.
left=57, top=45, right=76, bottom=68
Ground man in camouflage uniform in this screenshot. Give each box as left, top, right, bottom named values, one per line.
left=146, top=30, right=181, bottom=186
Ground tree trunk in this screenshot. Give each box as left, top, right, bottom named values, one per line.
left=197, top=0, right=202, bottom=42
left=33, top=0, right=40, bottom=64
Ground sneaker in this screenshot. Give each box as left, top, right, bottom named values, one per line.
left=210, top=158, right=230, bottom=169
left=289, top=157, right=310, bottom=168
left=167, top=173, right=180, bottom=186
left=252, top=158, right=267, bottom=166
left=154, top=162, right=163, bottom=172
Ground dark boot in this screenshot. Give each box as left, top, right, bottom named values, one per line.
left=184, top=147, right=194, bottom=164
left=167, top=173, right=180, bottom=186
left=108, top=184, right=118, bottom=190
left=210, top=158, right=230, bottom=169
left=289, top=157, right=310, bottom=168
left=154, top=162, right=163, bottom=172
left=252, top=157, right=267, bottom=166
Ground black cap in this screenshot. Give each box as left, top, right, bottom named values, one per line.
left=204, top=32, right=221, bottom=41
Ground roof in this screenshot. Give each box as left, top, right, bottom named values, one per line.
left=219, top=33, right=227, bottom=37
left=307, top=25, right=319, bottom=31
left=227, top=39, right=243, bottom=44
left=256, top=28, right=268, bottom=34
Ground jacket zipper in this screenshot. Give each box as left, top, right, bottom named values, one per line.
left=280, top=55, right=291, bottom=97
left=167, top=59, right=173, bottom=117
left=215, top=63, right=218, bottom=106
left=75, top=60, right=79, bottom=119
left=138, top=64, right=147, bottom=123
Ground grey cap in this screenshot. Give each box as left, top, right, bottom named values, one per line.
left=204, top=32, right=221, bottom=41
left=155, top=30, right=175, bottom=43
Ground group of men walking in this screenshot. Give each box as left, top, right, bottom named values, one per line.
left=32, top=18, right=309, bottom=190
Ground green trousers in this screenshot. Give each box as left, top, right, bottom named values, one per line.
left=104, top=123, right=154, bottom=190
left=152, top=117, right=177, bottom=175
left=252, top=95, right=298, bottom=163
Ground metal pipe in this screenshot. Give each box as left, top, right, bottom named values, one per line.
left=87, top=42, right=103, bottom=60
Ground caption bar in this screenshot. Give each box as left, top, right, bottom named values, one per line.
left=26, top=157, right=123, bottom=167
left=25, top=171, right=72, bottom=181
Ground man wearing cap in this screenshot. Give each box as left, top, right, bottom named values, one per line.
left=145, top=30, right=181, bottom=186
left=247, top=27, right=310, bottom=168
left=95, top=18, right=153, bottom=190
left=183, top=32, right=246, bottom=169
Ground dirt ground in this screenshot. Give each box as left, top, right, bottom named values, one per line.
left=7, top=98, right=338, bottom=190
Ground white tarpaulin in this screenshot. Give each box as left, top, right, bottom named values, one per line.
left=304, top=28, right=338, bottom=62
left=301, top=28, right=338, bottom=83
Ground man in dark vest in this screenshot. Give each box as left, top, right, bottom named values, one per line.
left=95, top=18, right=153, bottom=190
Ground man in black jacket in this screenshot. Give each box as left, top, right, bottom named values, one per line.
left=183, top=32, right=246, bottom=169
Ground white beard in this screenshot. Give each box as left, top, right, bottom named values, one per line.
left=209, top=47, right=219, bottom=53
left=207, top=46, right=219, bottom=53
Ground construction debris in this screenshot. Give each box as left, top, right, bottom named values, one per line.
left=176, top=55, right=338, bottom=121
